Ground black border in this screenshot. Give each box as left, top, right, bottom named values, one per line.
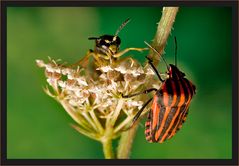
left=1, top=1, right=238, bottom=165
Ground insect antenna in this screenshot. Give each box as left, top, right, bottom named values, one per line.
left=115, top=18, right=131, bottom=36
left=144, top=41, right=170, bottom=70
left=174, top=36, right=178, bottom=67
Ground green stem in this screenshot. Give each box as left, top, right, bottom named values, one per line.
left=100, top=99, right=125, bottom=159
left=89, top=110, right=104, bottom=134
left=102, top=138, right=114, bottom=159
left=110, top=99, right=124, bottom=126
left=59, top=99, right=92, bottom=130
left=114, top=115, right=132, bottom=133
left=71, top=124, right=100, bottom=141
left=150, top=7, right=179, bottom=65
left=117, top=121, right=139, bottom=159
left=101, top=126, right=115, bottom=159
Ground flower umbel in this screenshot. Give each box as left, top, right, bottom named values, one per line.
left=36, top=56, right=160, bottom=158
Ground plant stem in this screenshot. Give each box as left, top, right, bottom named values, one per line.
left=89, top=110, right=104, bottom=134
left=59, top=99, right=92, bottom=130
left=117, top=120, right=139, bottom=159
left=149, top=7, right=179, bottom=65
left=101, top=126, right=115, bottom=159
left=110, top=99, right=124, bottom=126
left=102, top=138, right=114, bottom=159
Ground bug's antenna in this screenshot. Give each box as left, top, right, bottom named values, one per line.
left=144, top=41, right=170, bottom=70
left=174, top=36, right=178, bottom=67
left=115, top=18, right=131, bottom=36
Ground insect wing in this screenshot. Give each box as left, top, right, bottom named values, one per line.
left=145, top=77, right=195, bottom=143
left=145, top=104, right=191, bottom=143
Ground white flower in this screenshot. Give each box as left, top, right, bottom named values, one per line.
left=54, top=68, right=61, bottom=74
left=76, top=77, right=88, bottom=86
left=58, top=80, right=66, bottom=88
left=128, top=67, right=144, bottom=77
left=69, top=99, right=78, bottom=107
left=145, top=66, right=155, bottom=75
left=97, top=66, right=113, bottom=72
left=62, top=68, right=74, bottom=75
left=107, top=81, right=118, bottom=91
left=45, top=64, right=55, bottom=73
left=65, top=84, right=79, bottom=91
left=46, top=77, right=57, bottom=87
left=88, top=86, right=103, bottom=94
left=99, top=73, right=107, bottom=80
left=36, top=59, right=45, bottom=67
left=115, top=65, right=127, bottom=74
left=126, top=100, right=144, bottom=108
left=67, top=73, right=76, bottom=80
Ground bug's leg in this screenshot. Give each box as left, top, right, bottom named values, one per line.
left=146, top=56, right=164, bottom=82
left=114, top=56, right=134, bottom=65
left=113, top=47, right=148, bottom=58
left=69, top=49, right=94, bottom=68
left=122, top=88, right=157, bottom=98
left=122, top=97, right=153, bottom=131
left=132, top=97, right=153, bottom=124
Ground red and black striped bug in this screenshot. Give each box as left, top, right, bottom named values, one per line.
left=122, top=38, right=196, bottom=143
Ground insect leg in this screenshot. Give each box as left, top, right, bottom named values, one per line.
left=69, top=49, right=94, bottom=68
left=146, top=56, right=164, bottom=82
left=122, top=97, right=153, bottom=131
left=122, top=88, right=157, bottom=98
left=132, top=97, right=153, bottom=124
left=113, top=47, right=148, bottom=58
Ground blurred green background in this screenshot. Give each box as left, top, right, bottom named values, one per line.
left=7, top=7, right=232, bottom=159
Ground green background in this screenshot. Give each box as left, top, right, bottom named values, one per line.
left=7, top=7, right=232, bottom=159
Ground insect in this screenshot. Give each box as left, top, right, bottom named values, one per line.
left=122, top=39, right=196, bottom=143
left=72, top=18, right=147, bottom=68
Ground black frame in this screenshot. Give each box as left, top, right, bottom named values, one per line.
left=1, top=1, right=238, bottom=165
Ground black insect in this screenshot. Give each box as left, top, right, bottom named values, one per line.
left=72, top=18, right=147, bottom=68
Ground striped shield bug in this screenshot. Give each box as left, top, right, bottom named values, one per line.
left=122, top=38, right=196, bottom=143
left=71, top=18, right=147, bottom=68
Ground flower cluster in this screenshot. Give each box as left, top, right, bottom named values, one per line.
left=36, top=56, right=161, bottom=142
